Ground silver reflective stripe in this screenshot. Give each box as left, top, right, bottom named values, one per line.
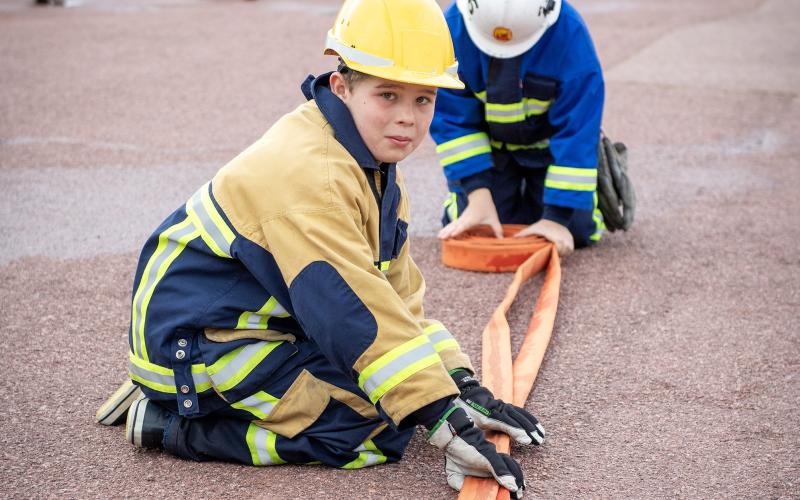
left=208, top=341, right=270, bottom=389
left=187, top=184, right=231, bottom=257
left=128, top=361, right=174, bottom=388
left=361, top=341, right=437, bottom=398
left=427, top=329, right=454, bottom=345
left=325, top=33, right=393, bottom=67
left=546, top=172, right=597, bottom=184
left=128, top=358, right=212, bottom=392
left=132, top=221, right=198, bottom=358
left=486, top=107, right=525, bottom=118
left=236, top=393, right=277, bottom=417
left=245, top=313, right=264, bottom=329
left=250, top=426, right=276, bottom=465
left=436, top=136, right=491, bottom=163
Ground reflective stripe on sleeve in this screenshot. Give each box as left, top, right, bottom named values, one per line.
left=246, top=424, right=285, bottom=466
left=341, top=439, right=387, bottom=469
left=128, top=351, right=212, bottom=394
left=232, top=391, right=280, bottom=420
left=545, top=166, right=598, bottom=192
left=131, top=219, right=199, bottom=361
left=185, top=182, right=236, bottom=258
left=206, top=340, right=284, bottom=392
left=423, top=323, right=459, bottom=353
left=358, top=336, right=440, bottom=404
left=435, top=132, right=492, bottom=167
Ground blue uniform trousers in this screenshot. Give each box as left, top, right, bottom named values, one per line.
left=154, top=337, right=415, bottom=468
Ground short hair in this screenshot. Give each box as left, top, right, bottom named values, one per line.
left=337, top=58, right=369, bottom=90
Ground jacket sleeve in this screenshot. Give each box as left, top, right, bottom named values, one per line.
left=385, top=182, right=475, bottom=375
left=429, top=85, right=494, bottom=186
left=258, top=189, right=458, bottom=426
left=543, top=67, right=604, bottom=211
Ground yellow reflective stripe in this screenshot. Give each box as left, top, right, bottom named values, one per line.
left=491, top=139, right=550, bottom=151
left=486, top=113, right=526, bottom=124
left=131, top=218, right=199, bottom=361
left=435, top=132, right=489, bottom=153
left=200, top=184, right=235, bottom=246
left=474, top=90, right=486, bottom=102
left=545, top=180, right=597, bottom=191
left=591, top=192, right=604, bottom=241
left=486, top=101, right=524, bottom=112
left=436, top=133, right=492, bottom=167
left=379, top=261, right=390, bottom=272
left=186, top=185, right=230, bottom=259
left=358, top=336, right=439, bottom=403
left=440, top=146, right=492, bottom=167
left=127, top=352, right=213, bottom=393
left=235, top=297, right=291, bottom=330
left=549, top=165, right=598, bottom=178
left=207, top=341, right=283, bottom=392
left=369, top=354, right=440, bottom=403
left=545, top=166, right=598, bottom=191
left=246, top=424, right=285, bottom=466
left=424, top=323, right=459, bottom=353
left=524, top=97, right=551, bottom=116
left=232, top=391, right=280, bottom=420
left=443, top=192, right=459, bottom=221
left=341, top=439, right=387, bottom=469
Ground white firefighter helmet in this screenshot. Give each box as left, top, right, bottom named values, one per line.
left=456, top=0, right=562, bottom=59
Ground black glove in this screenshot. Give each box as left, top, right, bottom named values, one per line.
left=427, top=405, right=525, bottom=498
left=451, top=369, right=545, bottom=446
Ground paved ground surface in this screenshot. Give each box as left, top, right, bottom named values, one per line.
left=1, top=0, right=798, bottom=498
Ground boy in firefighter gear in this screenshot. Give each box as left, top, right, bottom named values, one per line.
left=432, top=0, right=606, bottom=255
left=97, top=0, right=546, bottom=496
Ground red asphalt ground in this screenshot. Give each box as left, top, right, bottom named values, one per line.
left=1, top=0, right=798, bottom=498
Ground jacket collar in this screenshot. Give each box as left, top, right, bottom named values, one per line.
left=301, top=73, right=382, bottom=170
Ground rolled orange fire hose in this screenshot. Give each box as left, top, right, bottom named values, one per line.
left=442, top=225, right=561, bottom=500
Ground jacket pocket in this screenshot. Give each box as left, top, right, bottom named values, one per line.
left=259, top=369, right=330, bottom=438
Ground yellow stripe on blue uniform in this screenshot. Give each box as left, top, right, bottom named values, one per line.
left=232, top=391, right=280, bottom=420
left=206, top=340, right=284, bottom=392
left=423, top=323, right=459, bottom=353
left=236, top=296, right=291, bottom=330
left=341, top=439, right=387, bottom=469
left=246, top=424, right=285, bottom=466
left=185, top=182, right=236, bottom=258
left=545, top=165, right=598, bottom=192
left=590, top=192, right=605, bottom=242
left=435, top=132, right=492, bottom=167
left=358, top=336, right=440, bottom=404
left=442, top=192, right=459, bottom=222
left=127, top=351, right=213, bottom=394
left=490, top=138, right=550, bottom=152
left=131, top=218, right=199, bottom=361
left=480, top=94, right=552, bottom=124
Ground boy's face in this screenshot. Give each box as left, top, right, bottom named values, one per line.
left=331, top=72, right=437, bottom=164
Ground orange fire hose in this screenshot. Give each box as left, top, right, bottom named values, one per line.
left=442, top=225, right=562, bottom=500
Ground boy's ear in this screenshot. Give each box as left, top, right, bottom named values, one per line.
left=329, top=71, right=349, bottom=100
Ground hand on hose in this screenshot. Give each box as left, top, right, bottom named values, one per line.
left=438, top=188, right=503, bottom=240
left=515, top=219, right=574, bottom=256
left=451, top=369, right=545, bottom=446
left=427, top=405, right=526, bottom=497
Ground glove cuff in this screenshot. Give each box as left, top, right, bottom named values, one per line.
left=426, top=405, right=459, bottom=449
left=450, top=368, right=480, bottom=392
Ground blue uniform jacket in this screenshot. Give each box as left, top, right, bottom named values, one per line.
left=430, top=0, right=604, bottom=214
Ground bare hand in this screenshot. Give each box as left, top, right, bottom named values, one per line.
left=438, top=188, right=502, bottom=240
left=515, top=219, right=574, bottom=256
